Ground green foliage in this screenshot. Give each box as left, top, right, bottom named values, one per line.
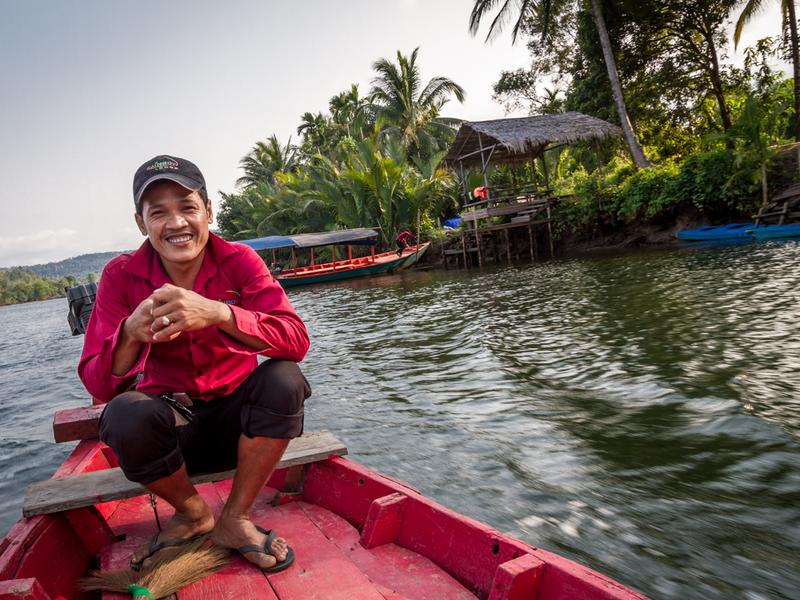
left=557, top=142, right=768, bottom=235
left=672, top=149, right=759, bottom=213
left=619, top=162, right=681, bottom=218
left=0, top=268, right=91, bottom=306
left=219, top=48, right=464, bottom=246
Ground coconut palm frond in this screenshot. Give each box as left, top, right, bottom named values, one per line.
left=733, top=0, right=767, bottom=49
left=419, top=77, right=466, bottom=107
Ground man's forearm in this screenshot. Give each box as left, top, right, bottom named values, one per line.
left=216, top=304, right=270, bottom=351
left=111, top=322, right=146, bottom=376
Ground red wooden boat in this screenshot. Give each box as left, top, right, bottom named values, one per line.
left=237, top=229, right=430, bottom=288
left=0, top=407, right=648, bottom=600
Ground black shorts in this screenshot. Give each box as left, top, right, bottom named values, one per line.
left=98, top=359, right=311, bottom=485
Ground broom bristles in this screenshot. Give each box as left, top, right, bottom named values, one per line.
left=80, top=537, right=231, bottom=597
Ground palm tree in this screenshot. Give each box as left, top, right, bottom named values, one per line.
left=369, top=47, right=466, bottom=158
left=734, top=0, right=799, bottom=142
left=469, top=0, right=650, bottom=168
left=329, top=84, right=374, bottom=138
left=297, top=112, right=331, bottom=154
left=236, top=135, right=298, bottom=189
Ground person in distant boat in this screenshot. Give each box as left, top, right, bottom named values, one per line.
left=395, top=230, right=417, bottom=257
left=268, top=260, right=283, bottom=275
left=78, top=155, right=310, bottom=574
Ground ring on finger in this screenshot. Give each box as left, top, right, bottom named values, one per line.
left=161, top=315, right=171, bottom=327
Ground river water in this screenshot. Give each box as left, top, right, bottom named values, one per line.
left=1, top=242, right=799, bottom=599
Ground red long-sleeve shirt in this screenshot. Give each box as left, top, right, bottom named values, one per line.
left=78, top=233, right=309, bottom=403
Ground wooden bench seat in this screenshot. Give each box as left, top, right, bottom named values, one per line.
left=24, top=430, right=347, bottom=517
left=53, top=405, right=105, bottom=442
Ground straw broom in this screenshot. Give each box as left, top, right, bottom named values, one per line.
left=79, top=537, right=231, bottom=599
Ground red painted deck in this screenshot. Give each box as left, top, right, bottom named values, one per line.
left=99, top=484, right=474, bottom=600
left=0, top=439, right=649, bottom=600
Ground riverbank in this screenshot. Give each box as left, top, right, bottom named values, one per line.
left=422, top=208, right=723, bottom=268
left=0, top=267, right=96, bottom=307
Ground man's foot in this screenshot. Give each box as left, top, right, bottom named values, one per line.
left=212, top=515, right=289, bottom=570
left=130, top=501, right=215, bottom=570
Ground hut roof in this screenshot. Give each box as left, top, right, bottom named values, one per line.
left=444, top=112, right=621, bottom=167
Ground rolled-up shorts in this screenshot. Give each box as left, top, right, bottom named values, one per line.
left=98, top=359, right=311, bottom=485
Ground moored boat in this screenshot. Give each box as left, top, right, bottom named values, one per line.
left=237, top=229, right=430, bottom=288
left=677, top=221, right=800, bottom=244
left=751, top=223, right=800, bottom=240
left=0, top=406, right=649, bottom=600
left=676, top=223, right=754, bottom=241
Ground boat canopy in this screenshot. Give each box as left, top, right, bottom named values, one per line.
left=237, top=228, right=379, bottom=251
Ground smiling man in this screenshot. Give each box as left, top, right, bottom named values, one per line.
left=78, top=155, right=310, bottom=573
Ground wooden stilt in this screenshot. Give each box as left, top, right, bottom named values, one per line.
left=476, top=229, right=483, bottom=268
left=546, top=204, right=554, bottom=258
left=461, top=233, right=467, bottom=269
left=528, top=224, right=534, bottom=262
left=478, top=133, right=490, bottom=196
left=533, top=225, right=538, bottom=260
left=504, top=228, right=512, bottom=265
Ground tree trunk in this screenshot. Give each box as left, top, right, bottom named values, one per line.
left=787, top=0, right=800, bottom=142
left=702, top=26, right=733, bottom=132
left=588, top=0, right=650, bottom=169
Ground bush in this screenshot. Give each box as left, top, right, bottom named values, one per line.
left=619, top=161, right=680, bottom=219
left=668, top=149, right=761, bottom=215
left=555, top=147, right=765, bottom=238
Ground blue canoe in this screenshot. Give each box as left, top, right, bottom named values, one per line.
left=676, top=223, right=754, bottom=241
left=752, top=223, right=800, bottom=240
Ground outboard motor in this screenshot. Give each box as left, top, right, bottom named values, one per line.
left=66, top=282, right=97, bottom=336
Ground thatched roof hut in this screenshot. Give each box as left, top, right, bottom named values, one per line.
left=445, top=112, right=621, bottom=168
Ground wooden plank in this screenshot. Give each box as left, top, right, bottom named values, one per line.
left=300, top=502, right=475, bottom=600
left=23, top=431, right=347, bottom=517
left=251, top=502, right=386, bottom=600
left=52, top=405, right=104, bottom=443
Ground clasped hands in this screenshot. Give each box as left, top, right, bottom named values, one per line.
left=124, top=284, right=232, bottom=344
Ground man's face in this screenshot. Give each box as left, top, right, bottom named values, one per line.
left=135, top=181, right=213, bottom=267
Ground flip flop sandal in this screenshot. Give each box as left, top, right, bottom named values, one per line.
left=129, top=532, right=211, bottom=572
left=236, top=525, right=295, bottom=574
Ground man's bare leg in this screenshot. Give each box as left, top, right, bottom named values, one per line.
left=211, top=435, right=290, bottom=569
left=131, top=465, right=215, bottom=566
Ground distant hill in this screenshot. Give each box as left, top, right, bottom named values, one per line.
left=24, top=251, right=128, bottom=280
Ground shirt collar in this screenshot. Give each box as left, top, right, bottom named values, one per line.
left=124, top=239, right=169, bottom=288
left=193, top=233, right=239, bottom=290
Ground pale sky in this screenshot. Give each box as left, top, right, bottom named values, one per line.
left=0, top=0, right=785, bottom=267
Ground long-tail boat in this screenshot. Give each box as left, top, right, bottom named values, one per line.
left=237, top=229, right=430, bottom=288
left=1, top=406, right=649, bottom=600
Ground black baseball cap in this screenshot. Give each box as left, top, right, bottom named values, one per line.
left=133, top=155, right=206, bottom=210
